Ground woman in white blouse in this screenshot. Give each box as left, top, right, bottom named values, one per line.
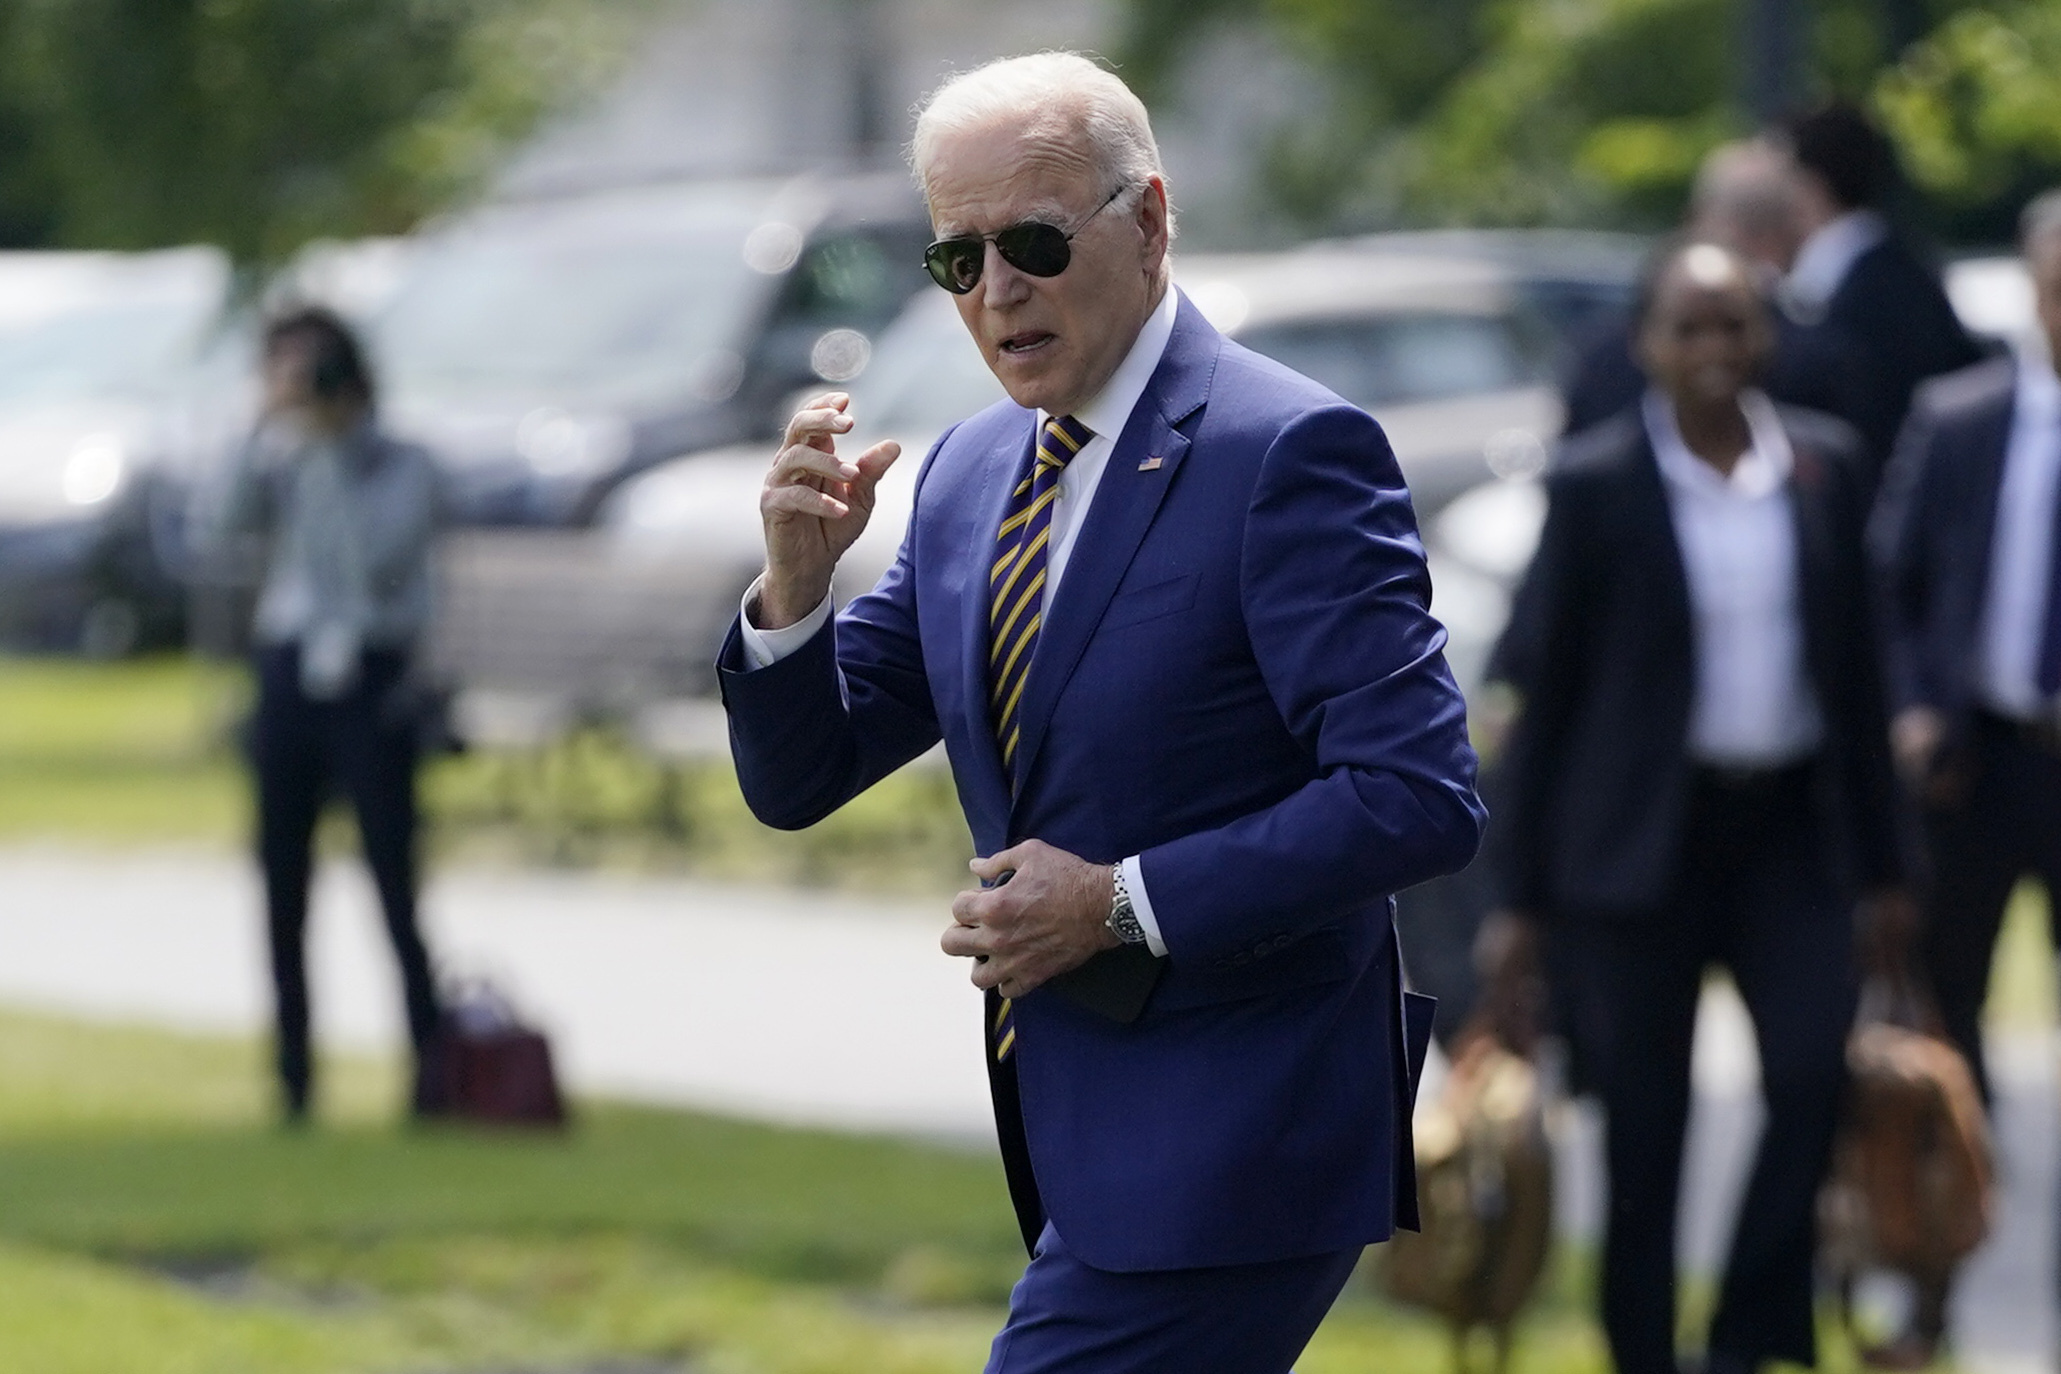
left=1483, top=241, right=1909, bottom=1374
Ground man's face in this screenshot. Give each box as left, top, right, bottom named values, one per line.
left=2030, top=232, right=2061, bottom=374
left=1693, top=209, right=1795, bottom=284
left=923, top=120, right=1167, bottom=416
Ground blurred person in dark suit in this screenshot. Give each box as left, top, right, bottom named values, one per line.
left=196, top=308, right=443, bottom=1124
left=1488, top=241, right=1907, bottom=1374
left=1778, top=102, right=1982, bottom=481
left=1873, top=190, right=2061, bottom=1107
left=1563, top=139, right=1869, bottom=443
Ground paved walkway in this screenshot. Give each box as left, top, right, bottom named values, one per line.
left=0, top=844, right=994, bottom=1140
left=0, top=843, right=2049, bottom=1368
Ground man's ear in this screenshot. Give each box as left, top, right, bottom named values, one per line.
left=1137, top=177, right=1170, bottom=269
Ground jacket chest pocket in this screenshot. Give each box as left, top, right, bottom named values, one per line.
left=1102, top=572, right=1199, bottom=632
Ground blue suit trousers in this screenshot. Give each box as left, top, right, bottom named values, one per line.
left=984, top=1223, right=1360, bottom=1374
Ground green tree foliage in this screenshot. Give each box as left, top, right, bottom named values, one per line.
left=0, top=0, right=629, bottom=265
left=1876, top=3, right=2061, bottom=217
left=1121, top=0, right=2051, bottom=234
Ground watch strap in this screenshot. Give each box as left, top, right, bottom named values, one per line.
left=1107, top=863, right=1146, bottom=945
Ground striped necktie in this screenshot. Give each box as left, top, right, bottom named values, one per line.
left=985, top=413, right=1090, bottom=1066
left=989, top=413, right=1091, bottom=776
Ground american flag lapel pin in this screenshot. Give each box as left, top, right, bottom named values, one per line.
left=1138, top=455, right=1163, bottom=472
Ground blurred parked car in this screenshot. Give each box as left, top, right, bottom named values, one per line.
left=368, top=173, right=931, bottom=526
left=602, top=287, right=997, bottom=622
left=1332, top=229, right=1646, bottom=364
left=603, top=246, right=1569, bottom=691
left=1182, top=247, right=1566, bottom=513
left=268, top=236, right=418, bottom=326
left=0, top=246, right=232, bottom=653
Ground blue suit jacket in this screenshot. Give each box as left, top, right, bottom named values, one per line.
left=719, top=293, right=1484, bottom=1272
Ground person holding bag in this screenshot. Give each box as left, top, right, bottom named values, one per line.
left=1482, top=240, right=1909, bottom=1374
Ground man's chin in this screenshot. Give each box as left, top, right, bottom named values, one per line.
left=994, top=369, right=1077, bottom=416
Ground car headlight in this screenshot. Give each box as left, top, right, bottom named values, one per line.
left=63, top=434, right=127, bottom=507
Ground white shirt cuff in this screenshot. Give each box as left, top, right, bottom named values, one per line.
left=1121, top=855, right=1167, bottom=958
left=738, top=578, right=833, bottom=669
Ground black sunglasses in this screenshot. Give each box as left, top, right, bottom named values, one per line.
left=923, top=186, right=1129, bottom=294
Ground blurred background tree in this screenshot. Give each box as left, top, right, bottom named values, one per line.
left=1121, top=0, right=2061, bottom=241
left=0, top=0, right=632, bottom=266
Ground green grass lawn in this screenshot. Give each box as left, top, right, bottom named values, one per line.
left=0, top=1009, right=1619, bottom=1374
left=0, top=652, right=976, bottom=892
left=0, top=655, right=2007, bottom=1370
left=0, top=654, right=246, bottom=841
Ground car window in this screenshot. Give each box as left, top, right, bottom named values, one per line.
left=749, top=227, right=933, bottom=399
left=784, top=233, right=908, bottom=326
left=1234, top=312, right=1547, bottom=409
left=0, top=300, right=218, bottom=404
left=1515, top=279, right=1638, bottom=359
left=374, top=230, right=765, bottom=413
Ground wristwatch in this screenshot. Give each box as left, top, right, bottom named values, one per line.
left=1106, top=863, right=1147, bottom=945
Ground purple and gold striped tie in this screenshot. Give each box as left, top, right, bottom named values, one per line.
left=990, top=413, right=1091, bottom=776
left=986, top=413, right=1090, bottom=1065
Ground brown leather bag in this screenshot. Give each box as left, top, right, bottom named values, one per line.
left=1379, top=1026, right=1554, bottom=1364
left=1831, top=1017, right=1991, bottom=1269
left=1820, top=972, right=1991, bottom=1366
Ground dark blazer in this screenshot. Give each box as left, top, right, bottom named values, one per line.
left=1871, top=355, right=2018, bottom=730
left=1562, top=311, right=1871, bottom=452
left=718, top=293, right=1485, bottom=1272
left=1494, top=404, right=1904, bottom=914
left=1814, top=237, right=1984, bottom=471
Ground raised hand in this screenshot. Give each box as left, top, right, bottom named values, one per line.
left=755, top=392, right=901, bottom=629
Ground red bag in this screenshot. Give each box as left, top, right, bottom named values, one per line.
left=422, top=981, right=567, bottom=1127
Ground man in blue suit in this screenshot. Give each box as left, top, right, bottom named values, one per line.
left=718, top=52, right=1484, bottom=1373
left=1874, top=189, right=2061, bottom=1107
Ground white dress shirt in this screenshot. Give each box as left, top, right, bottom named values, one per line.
left=1977, top=354, right=2061, bottom=720
left=741, top=287, right=1182, bottom=954
left=1645, top=390, right=1826, bottom=766
left=1783, top=209, right=1887, bottom=319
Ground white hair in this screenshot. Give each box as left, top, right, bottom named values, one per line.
left=909, top=52, right=1175, bottom=239
left=1691, top=139, right=1798, bottom=243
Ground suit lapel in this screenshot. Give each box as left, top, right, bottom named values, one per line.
left=1009, top=297, right=1218, bottom=803
left=1963, top=379, right=2018, bottom=583
left=958, top=411, right=1040, bottom=810
left=1786, top=439, right=1839, bottom=692
left=1626, top=432, right=1696, bottom=677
